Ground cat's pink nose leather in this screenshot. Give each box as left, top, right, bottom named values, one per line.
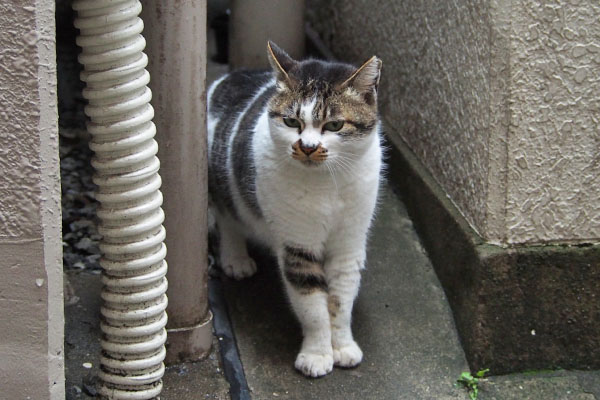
left=298, top=140, right=319, bottom=155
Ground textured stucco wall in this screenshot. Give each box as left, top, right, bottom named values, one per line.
left=0, top=1, right=64, bottom=398
left=307, top=0, right=600, bottom=245
left=502, top=1, right=600, bottom=244
left=308, top=0, right=491, bottom=239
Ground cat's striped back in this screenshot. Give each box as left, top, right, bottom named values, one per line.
left=207, top=70, right=275, bottom=220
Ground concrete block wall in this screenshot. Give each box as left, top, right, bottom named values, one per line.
left=307, top=0, right=600, bottom=246
left=0, top=0, right=64, bottom=398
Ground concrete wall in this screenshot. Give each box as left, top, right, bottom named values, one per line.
left=229, top=0, right=305, bottom=69
left=0, top=1, right=64, bottom=398
left=307, top=0, right=600, bottom=246
left=500, top=1, right=600, bottom=245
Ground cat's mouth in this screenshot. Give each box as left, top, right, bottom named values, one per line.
left=297, top=159, right=321, bottom=167
left=291, top=141, right=328, bottom=166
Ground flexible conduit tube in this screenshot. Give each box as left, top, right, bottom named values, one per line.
left=73, top=1, right=167, bottom=398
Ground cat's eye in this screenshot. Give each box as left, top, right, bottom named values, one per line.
left=323, top=121, right=344, bottom=132
left=283, top=117, right=301, bottom=128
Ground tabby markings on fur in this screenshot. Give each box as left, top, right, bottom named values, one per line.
left=207, top=41, right=383, bottom=377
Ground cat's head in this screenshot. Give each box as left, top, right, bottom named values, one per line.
left=266, top=41, right=381, bottom=170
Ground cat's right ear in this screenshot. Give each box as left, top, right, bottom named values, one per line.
left=267, top=41, right=297, bottom=85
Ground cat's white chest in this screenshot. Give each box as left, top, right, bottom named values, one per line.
left=256, top=165, right=347, bottom=247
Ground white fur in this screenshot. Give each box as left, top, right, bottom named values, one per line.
left=258, top=102, right=381, bottom=376
left=207, top=78, right=274, bottom=278
left=207, top=74, right=227, bottom=147
left=226, top=83, right=274, bottom=232
left=208, top=78, right=382, bottom=377
left=298, top=97, right=324, bottom=152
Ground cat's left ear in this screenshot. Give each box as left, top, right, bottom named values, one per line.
left=340, top=56, right=382, bottom=102
left=267, top=41, right=298, bottom=85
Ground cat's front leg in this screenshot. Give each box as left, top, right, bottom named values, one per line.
left=326, top=253, right=364, bottom=368
left=280, top=245, right=333, bottom=377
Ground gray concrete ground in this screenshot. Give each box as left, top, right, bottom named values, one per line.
left=64, top=271, right=230, bottom=400
left=63, top=188, right=600, bottom=400
left=221, top=187, right=471, bottom=400
left=218, top=187, right=600, bottom=400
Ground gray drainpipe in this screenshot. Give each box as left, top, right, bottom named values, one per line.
left=140, top=1, right=213, bottom=365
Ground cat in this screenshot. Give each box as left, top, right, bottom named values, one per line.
left=207, top=41, right=383, bottom=377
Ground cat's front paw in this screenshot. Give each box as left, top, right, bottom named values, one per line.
left=333, top=341, right=363, bottom=368
left=295, top=352, right=334, bottom=378
left=221, top=256, right=257, bottom=280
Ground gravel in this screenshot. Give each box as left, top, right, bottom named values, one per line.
left=60, top=130, right=102, bottom=272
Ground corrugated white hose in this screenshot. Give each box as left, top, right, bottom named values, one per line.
left=73, top=0, right=168, bottom=398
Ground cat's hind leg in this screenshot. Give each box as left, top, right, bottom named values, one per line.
left=215, top=211, right=257, bottom=280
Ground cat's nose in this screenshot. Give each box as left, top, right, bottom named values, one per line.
left=297, top=139, right=319, bottom=155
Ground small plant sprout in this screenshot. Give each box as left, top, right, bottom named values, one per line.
left=456, top=368, right=489, bottom=400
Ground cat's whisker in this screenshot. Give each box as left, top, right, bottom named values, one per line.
left=336, top=152, right=360, bottom=163
left=330, top=155, right=355, bottom=175
left=325, top=161, right=339, bottom=193
left=335, top=153, right=354, bottom=163
left=340, top=152, right=362, bottom=166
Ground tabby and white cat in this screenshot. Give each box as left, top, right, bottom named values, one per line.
left=207, top=42, right=383, bottom=377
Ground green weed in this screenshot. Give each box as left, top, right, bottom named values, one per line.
left=456, top=368, right=489, bottom=400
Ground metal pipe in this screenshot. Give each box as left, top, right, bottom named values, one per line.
left=140, top=0, right=212, bottom=365
left=73, top=0, right=168, bottom=398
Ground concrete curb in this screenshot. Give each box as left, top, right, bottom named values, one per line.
left=209, top=277, right=252, bottom=400
left=386, top=131, right=600, bottom=374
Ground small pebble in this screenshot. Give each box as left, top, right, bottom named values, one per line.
left=82, top=362, right=92, bottom=369
left=71, top=385, right=82, bottom=395
left=75, top=237, right=95, bottom=251
left=82, top=381, right=97, bottom=397
left=69, top=219, right=95, bottom=231
left=72, top=262, right=86, bottom=270
left=65, top=295, right=80, bottom=306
